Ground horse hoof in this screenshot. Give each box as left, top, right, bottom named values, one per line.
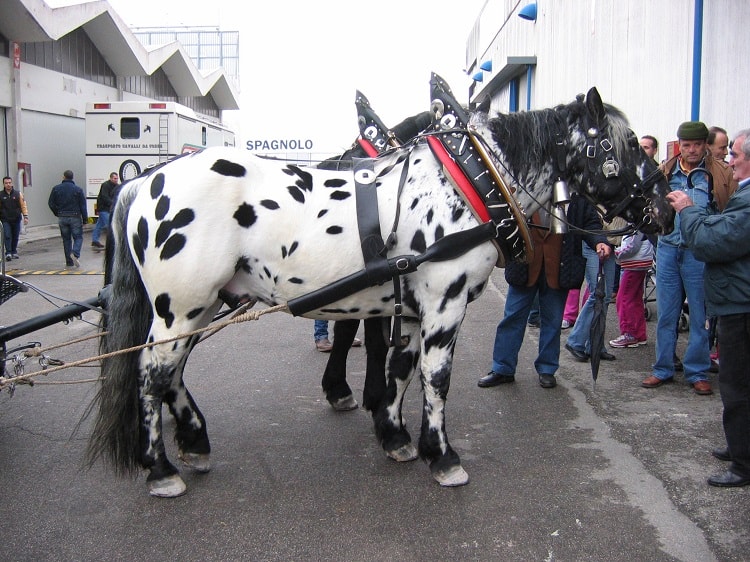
left=329, top=395, right=358, bottom=411
left=432, top=465, right=469, bottom=487
left=147, top=474, right=187, bottom=498
left=386, top=443, right=418, bottom=462
left=179, top=451, right=211, bottom=473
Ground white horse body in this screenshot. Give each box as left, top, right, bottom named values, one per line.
left=124, top=144, right=497, bottom=326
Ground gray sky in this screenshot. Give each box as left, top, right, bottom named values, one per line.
left=51, top=0, right=486, bottom=156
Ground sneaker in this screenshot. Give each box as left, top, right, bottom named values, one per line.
left=11, top=253, right=19, bottom=259
left=69, top=253, right=80, bottom=268
left=5, top=254, right=11, bottom=261
left=609, top=334, right=646, bottom=348
left=561, top=319, right=572, bottom=329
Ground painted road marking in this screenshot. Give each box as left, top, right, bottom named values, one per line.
left=6, top=269, right=104, bottom=276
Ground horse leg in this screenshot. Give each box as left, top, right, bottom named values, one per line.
left=417, top=311, right=469, bottom=487
left=361, top=317, right=389, bottom=412
left=373, top=318, right=419, bottom=463
left=321, top=319, right=360, bottom=411
left=164, top=335, right=211, bottom=473
left=138, top=350, right=188, bottom=498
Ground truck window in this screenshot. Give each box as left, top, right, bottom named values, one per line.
left=121, top=117, right=140, bottom=139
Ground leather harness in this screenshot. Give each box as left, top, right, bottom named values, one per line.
left=288, top=83, right=533, bottom=344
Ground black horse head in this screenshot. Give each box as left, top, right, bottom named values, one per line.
left=474, top=88, right=674, bottom=235
left=570, top=88, right=673, bottom=234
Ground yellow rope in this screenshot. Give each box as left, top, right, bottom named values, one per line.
left=0, top=303, right=289, bottom=391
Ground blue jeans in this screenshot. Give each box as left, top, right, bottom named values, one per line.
left=58, top=216, right=83, bottom=264
left=653, top=243, right=709, bottom=382
left=314, top=319, right=329, bottom=341
left=92, top=210, right=110, bottom=244
left=567, top=244, right=616, bottom=355
left=3, top=218, right=21, bottom=254
left=491, top=275, right=568, bottom=376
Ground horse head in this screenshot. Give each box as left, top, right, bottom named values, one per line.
left=569, top=88, right=674, bottom=235
left=472, top=88, right=674, bottom=235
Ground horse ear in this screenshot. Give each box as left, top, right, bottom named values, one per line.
left=585, top=87, right=606, bottom=124
left=476, top=96, right=491, bottom=114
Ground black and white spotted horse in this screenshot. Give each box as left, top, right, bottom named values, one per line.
left=318, top=95, right=432, bottom=412
left=87, top=82, right=674, bottom=497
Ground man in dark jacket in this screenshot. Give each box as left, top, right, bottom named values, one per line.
left=671, top=128, right=750, bottom=487
left=48, top=170, right=87, bottom=268
left=478, top=195, right=608, bottom=389
left=91, top=171, right=120, bottom=249
left=1, top=176, right=29, bottom=260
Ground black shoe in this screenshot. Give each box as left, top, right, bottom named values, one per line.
left=538, top=374, right=557, bottom=388
left=527, top=319, right=540, bottom=328
left=712, top=447, right=731, bottom=462
left=565, top=343, right=589, bottom=362
left=707, top=470, right=750, bottom=487
left=5, top=254, right=11, bottom=261
left=600, top=351, right=616, bottom=361
left=478, top=371, right=515, bottom=388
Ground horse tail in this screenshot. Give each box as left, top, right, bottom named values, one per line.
left=85, top=185, right=150, bottom=475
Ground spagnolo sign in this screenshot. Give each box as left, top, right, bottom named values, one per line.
left=245, top=139, right=314, bottom=151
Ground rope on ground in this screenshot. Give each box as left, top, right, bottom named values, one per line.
left=0, top=302, right=289, bottom=391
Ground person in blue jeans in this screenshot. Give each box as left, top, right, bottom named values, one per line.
left=565, top=241, right=616, bottom=360
left=641, top=121, right=737, bottom=395
left=479, top=196, right=606, bottom=389
left=48, top=170, right=88, bottom=268
left=91, top=172, right=120, bottom=249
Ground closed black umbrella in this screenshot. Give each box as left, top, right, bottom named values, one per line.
left=589, top=262, right=607, bottom=385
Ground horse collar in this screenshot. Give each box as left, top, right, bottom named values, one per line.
left=426, top=73, right=533, bottom=267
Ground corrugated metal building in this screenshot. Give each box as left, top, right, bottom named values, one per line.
left=0, top=0, right=239, bottom=227
left=467, top=0, right=748, bottom=163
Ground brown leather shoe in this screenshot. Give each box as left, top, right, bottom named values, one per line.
left=641, top=375, right=673, bottom=388
left=315, top=338, right=333, bottom=352
left=692, top=380, right=713, bottom=395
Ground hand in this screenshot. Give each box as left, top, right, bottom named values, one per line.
left=666, top=191, right=694, bottom=212
left=596, top=243, right=611, bottom=260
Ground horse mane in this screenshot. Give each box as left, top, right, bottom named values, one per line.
left=480, top=95, right=635, bottom=178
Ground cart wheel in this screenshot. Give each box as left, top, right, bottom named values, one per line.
left=644, top=304, right=653, bottom=321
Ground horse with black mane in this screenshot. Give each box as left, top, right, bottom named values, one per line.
left=87, top=75, right=673, bottom=497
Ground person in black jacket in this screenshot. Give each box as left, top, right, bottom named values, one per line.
left=48, top=170, right=87, bottom=268
left=479, top=195, right=608, bottom=389
left=1, top=176, right=29, bottom=260
left=91, top=172, right=120, bottom=249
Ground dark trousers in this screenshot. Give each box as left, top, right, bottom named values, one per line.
left=717, top=313, right=750, bottom=477
left=3, top=217, right=21, bottom=254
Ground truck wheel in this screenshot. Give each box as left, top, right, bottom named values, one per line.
left=119, top=159, right=141, bottom=181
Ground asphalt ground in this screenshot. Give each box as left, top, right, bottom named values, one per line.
left=0, top=229, right=748, bottom=561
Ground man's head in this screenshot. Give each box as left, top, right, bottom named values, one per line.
left=707, top=126, right=729, bottom=161
left=63, top=170, right=74, bottom=180
left=110, top=172, right=119, bottom=183
left=676, top=121, right=709, bottom=168
left=729, top=129, right=750, bottom=183
left=640, top=135, right=658, bottom=159
left=3, top=176, right=12, bottom=192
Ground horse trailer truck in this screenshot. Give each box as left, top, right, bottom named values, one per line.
left=84, top=101, right=236, bottom=217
